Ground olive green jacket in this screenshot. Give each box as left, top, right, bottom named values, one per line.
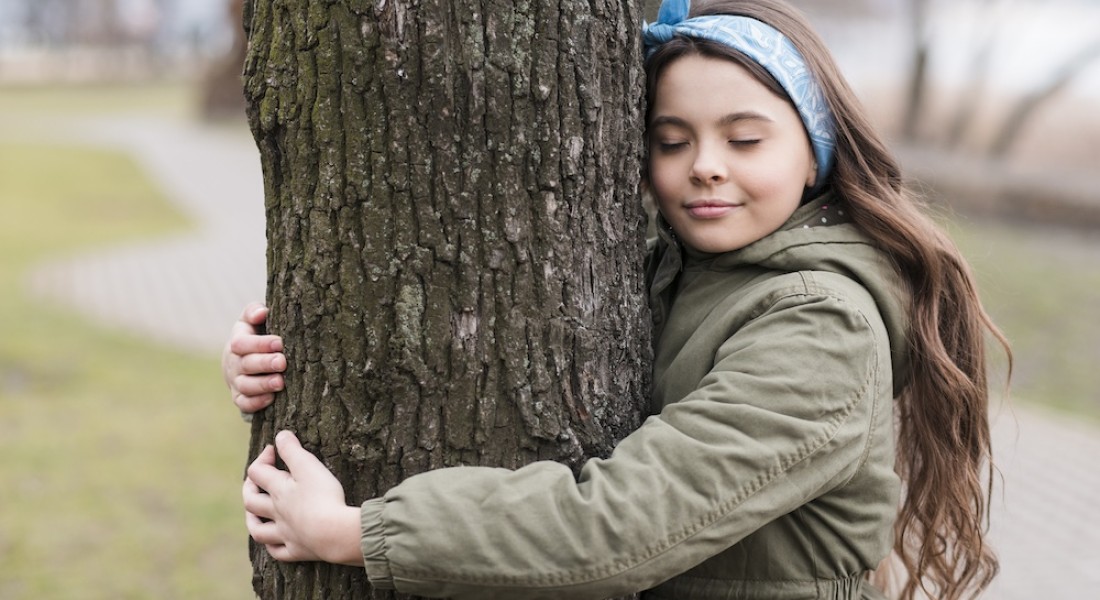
left=360, top=196, right=907, bottom=599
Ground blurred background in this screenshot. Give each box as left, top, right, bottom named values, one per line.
left=0, top=0, right=1097, bottom=598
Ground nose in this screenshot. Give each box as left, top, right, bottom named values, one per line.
left=689, top=142, right=728, bottom=185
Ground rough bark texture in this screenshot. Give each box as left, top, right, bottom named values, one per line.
left=242, top=1, right=648, bottom=598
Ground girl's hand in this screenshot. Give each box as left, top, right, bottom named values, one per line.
left=243, top=431, right=364, bottom=566
left=222, top=302, right=286, bottom=414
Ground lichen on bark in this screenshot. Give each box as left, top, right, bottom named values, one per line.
left=243, top=1, right=649, bottom=598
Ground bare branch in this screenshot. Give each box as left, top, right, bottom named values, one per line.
left=989, top=39, right=1100, bottom=157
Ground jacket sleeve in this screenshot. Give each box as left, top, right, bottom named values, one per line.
left=359, top=288, right=888, bottom=599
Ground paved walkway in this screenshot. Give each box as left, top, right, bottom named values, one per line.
left=18, top=115, right=1100, bottom=598
left=25, top=116, right=267, bottom=353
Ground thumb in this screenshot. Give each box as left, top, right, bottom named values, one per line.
left=242, top=302, right=269, bottom=326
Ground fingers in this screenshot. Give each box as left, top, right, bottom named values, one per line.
left=229, top=332, right=284, bottom=356
left=224, top=302, right=285, bottom=416
left=244, top=452, right=283, bottom=547
left=229, top=302, right=283, bottom=355
left=244, top=506, right=290, bottom=558
left=273, top=431, right=325, bottom=476
left=242, top=434, right=340, bottom=565
left=232, top=372, right=283, bottom=397
left=253, top=442, right=278, bottom=468
left=246, top=510, right=286, bottom=551
left=243, top=477, right=276, bottom=520
left=245, top=509, right=277, bottom=541
left=239, top=301, right=269, bottom=326
left=244, top=465, right=292, bottom=554
left=239, top=352, right=287, bottom=376
left=246, top=445, right=288, bottom=492
left=265, top=544, right=299, bottom=562
left=231, top=303, right=273, bottom=340
left=234, top=390, right=275, bottom=414
left=232, top=378, right=279, bottom=413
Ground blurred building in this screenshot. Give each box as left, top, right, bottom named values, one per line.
left=0, top=0, right=234, bottom=82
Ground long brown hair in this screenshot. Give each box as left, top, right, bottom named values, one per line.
left=645, top=1, right=1011, bottom=598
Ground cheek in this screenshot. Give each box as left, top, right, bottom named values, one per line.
left=732, top=164, right=785, bottom=199
left=738, top=149, right=813, bottom=200
left=647, top=159, right=678, bottom=208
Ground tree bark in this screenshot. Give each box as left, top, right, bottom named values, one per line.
left=241, top=1, right=649, bottom=598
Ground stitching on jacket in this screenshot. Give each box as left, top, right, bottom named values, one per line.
left=368, top=498, right=397, bottom=585
left=655, top=572, right=867, bottom=584
left=396, top=279, right=881, bottom=588
left=803, top=270, right=886, bottom=486
left=597, top=281, right=877, bottom=584
left=850, top=313, right=882, bottom=484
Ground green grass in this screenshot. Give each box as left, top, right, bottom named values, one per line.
left=0, top=81, right=194, bottom=118
left=0, top=138, right=253, bottom=595
left=951, top=217, right=1100, bottom=422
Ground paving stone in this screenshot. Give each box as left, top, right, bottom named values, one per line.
left=26, top=116, right=267, bottom=355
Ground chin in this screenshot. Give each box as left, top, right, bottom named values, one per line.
left=692, top=239, right=747, bottom=254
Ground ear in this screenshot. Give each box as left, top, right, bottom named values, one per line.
left=806, top=157, right=818, bottom=188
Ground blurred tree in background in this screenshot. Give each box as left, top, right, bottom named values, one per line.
left=898, top=0, right=1100, bottom=157
left=199, top=0, right=246, bottom=119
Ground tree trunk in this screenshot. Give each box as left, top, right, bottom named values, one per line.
left=900, top=0, right=930, bottom=141
left=241, top=1, right=649, bottom=599
left=942, top=0, right=1002, bottom=149
left=200, top=0, right=247, bottom=121
left=988, top=39, right=1100, bottom=158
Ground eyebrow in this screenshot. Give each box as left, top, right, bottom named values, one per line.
left=650, top=111, right=774, bottom=128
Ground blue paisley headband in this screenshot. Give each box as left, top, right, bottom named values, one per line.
left=643, top=0, right=835, bottom=188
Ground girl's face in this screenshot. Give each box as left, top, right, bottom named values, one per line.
left=648, top=54, right=817, bottom=254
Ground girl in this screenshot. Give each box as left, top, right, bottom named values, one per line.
left=227, top=0, right=1009, bottom=598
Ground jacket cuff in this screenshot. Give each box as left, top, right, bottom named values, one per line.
left=360, top=498, right=396, bottom=590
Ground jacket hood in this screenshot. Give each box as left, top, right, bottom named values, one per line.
left=652, top=194, right=911, bottom=395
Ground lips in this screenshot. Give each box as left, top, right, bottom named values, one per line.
left=685, top=200, right=742, bottom=219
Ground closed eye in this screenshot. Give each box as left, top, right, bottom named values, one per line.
left=656, top=141, right=688, bottom=153
left=730, top=139, right=761, bottom=147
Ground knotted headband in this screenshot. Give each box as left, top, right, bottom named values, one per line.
left=643, top=0, right=835, bottom=188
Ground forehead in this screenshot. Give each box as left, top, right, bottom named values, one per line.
left=651, top=54, right=794, bottom=120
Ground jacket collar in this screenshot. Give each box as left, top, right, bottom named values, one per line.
left=653, top=191, right=844, bottom=276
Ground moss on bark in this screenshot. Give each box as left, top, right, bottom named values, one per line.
left=243, top=1, right=648, bottom=598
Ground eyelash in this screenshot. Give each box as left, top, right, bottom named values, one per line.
left=655, top=139, right=761, bottom=153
